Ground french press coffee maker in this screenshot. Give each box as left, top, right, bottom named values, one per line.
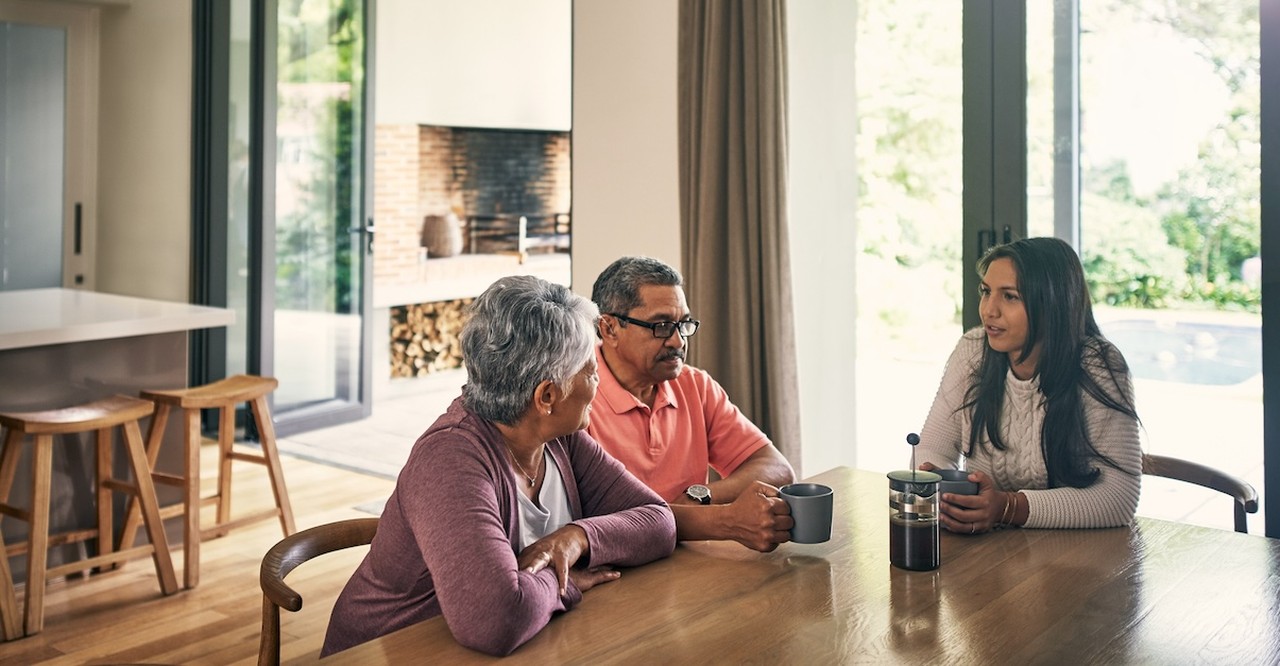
left=888, top=433, right=941, bottom=571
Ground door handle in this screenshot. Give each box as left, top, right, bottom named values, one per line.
left=349, top=220, right=375, bottom=254
left=977, top=229, right=996, bottom=256
left=74, top=203, right=83, bottom=255
left=977, top=225, right=1013, bottom=257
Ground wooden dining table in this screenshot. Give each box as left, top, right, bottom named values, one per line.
left=327, top=466, right=1280, bottom=664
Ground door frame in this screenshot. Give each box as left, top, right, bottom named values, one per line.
left=1259, top=0, right=1279, bottom=538
left=961, top=0, right=1026, bottom=330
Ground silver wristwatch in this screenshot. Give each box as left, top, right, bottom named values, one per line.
left=685, top=484, right=711, bottom=505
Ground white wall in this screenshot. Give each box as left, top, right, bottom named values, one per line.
left=95, top=0, right=192, bottom=300
left=788, top=0, right=859, bottom=475
left=570, top=0, right=681, bottom=293
left=85, top=0, right=674, bottom=310
left=377, top=0, right=572, bottom=131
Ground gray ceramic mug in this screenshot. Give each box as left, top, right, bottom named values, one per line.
left=779, top=483, right=834, bottom=544
left=935, top=469, right=979, bottom=496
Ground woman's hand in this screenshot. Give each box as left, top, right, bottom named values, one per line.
left=568, top=566, right=621, bottom=594
left=934, top=471, right=1007, bottom=535
left=518, top=524, right=590, bottom=596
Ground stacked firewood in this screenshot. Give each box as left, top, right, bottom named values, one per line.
left=389, top=298, right=472, bottom=377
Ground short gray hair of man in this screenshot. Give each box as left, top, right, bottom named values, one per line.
left=461, top=275, right=599, bottom=425
left=590, top=256, right=684, bottom=324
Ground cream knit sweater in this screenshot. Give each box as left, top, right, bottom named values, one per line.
left=917, top=328, right=1142, bottom=528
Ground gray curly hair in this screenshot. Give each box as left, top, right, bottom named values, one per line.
left=461, top=275, right=599, bottom=425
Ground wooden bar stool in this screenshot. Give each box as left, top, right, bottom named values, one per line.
left=0, top=395, right=179, bottom=639
left=120, top=374, right=296, bottom=590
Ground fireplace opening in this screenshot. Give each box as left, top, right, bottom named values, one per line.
left=374, top=123, right=572, bottom=379
left=416, top=125, right=570, bottom=261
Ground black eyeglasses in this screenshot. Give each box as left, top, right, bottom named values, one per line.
left=607, top=313, right=700, bottom=339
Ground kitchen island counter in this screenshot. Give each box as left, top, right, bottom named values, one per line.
left=0, top=288, right=234, bottom=351
left=0, top=288, right=235, bottom=578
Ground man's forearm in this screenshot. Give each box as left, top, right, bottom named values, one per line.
left=706, top=456, right=795, bottom=503
left=669, top=487, right=792, bottom=552
left=669, top=503, right=728, bottom=541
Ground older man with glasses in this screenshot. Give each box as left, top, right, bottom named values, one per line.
left=587, top=256, right=795, bottom=552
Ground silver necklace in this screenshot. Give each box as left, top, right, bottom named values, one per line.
left=505, top=444, right=543, bottom=487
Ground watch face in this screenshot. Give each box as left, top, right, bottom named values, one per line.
left=686, top=484, right=711, bottom=504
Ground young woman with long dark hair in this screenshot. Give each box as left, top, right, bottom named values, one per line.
left=916, top=237, right=1141, bottom=532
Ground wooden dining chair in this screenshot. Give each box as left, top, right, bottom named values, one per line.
left=1141, top=453, right=1258, bottom=533
left=258, top=517, right=379, bottom=666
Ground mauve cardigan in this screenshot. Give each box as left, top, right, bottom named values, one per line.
left=322, top=397, right=676, bottom=656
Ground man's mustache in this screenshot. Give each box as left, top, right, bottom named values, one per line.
left=658, top=349, right=686, bottom=362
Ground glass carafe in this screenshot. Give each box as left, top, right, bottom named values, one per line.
left=887, top=470, right=941, bottom=571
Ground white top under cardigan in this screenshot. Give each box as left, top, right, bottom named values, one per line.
left=916, top=328, right=1142, bottom=528
left=516, top=450, right=573, bottom=551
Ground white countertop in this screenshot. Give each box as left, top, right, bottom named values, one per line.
left=0, top=288, right=236, bottom=351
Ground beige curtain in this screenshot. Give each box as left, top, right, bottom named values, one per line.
left=678, top=0, right=802, bottom=473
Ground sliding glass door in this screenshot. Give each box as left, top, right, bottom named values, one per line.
left=1027, top=1, right=1263, bottom=533
left=194, top=0, right=373, bottom=435
left=264, top=0, right=374, bottom=434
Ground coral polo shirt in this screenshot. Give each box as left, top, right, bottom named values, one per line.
left=586, top=346, right=770, bottom=502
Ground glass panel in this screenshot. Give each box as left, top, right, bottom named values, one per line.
left=226, top=0, right=252, bottom=376
left=273, top=0, right=365, bottom=412
left=1030, top=1, right=1263, bottom=532
left=855, top=1, right=964, bottom=472
left=0, top=21, right=65, bottom=290
left=1025, top=2, right=1056, bottom=239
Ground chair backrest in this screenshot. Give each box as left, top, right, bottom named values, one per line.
left=258, top=517, right=379, bottom=666
left=1141, top=454, right=1258, bottom=533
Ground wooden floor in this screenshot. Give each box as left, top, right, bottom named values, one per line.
left=0, top=444, right=395, bottom=665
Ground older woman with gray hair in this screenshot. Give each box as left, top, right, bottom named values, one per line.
left=323, top=276, right=676, bottom=657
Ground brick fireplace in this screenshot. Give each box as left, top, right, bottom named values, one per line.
left=374, top=124, right=572, bottom=380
